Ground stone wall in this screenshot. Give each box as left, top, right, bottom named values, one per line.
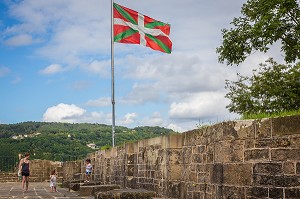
left=70, top=115, right=300, bottom=198
left=29, top=160, right=63, bottom=182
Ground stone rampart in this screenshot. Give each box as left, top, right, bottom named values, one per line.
left=28, top=160, right=63, bottom=182
left=79, top=115, right=300, bottom=198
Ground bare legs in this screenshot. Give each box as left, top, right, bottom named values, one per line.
left=22, top=176, right=29, bottom=192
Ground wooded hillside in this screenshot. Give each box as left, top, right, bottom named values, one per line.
left=0, top=122, right=176, bottom=161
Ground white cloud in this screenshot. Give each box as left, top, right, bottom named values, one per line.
left=4, top=34, right=33, bottom=46
left=140, top=112, right=164, bottom=127
left=169, top=92, right=232, bottom=121
left=39, top=64, right=64, bottom=75
left=167, top=123, right=184, bottom=133
left=119, top=113, right=137, bottom=126
left=42, top=103, right=112, bottom=124
left=42, top=103, right=86, bottom=123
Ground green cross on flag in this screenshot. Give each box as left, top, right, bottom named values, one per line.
left=113, top=3, right=172, bottom=54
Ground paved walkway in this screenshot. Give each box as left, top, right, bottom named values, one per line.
left=0, top=182, right=92, bottom=199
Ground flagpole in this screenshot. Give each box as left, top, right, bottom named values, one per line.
left=111, top=0, right=115, bottom=147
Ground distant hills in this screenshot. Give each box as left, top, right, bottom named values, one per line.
left=0, top=122, right=176, bottom=162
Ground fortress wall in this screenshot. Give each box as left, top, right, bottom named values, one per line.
left=68, top=115, right=300, bottom=198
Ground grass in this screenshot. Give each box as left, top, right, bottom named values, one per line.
left=241, top=109, right=300, bottom=120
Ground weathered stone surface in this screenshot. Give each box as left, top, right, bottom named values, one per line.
left=60, top=115, right=300, bottom=199
left=211, top=164, right=223, bottom=184
left=246, top=187, right=268, bottom=198
left=253, top=163, right=282, bottom=175
left=80, top=184, right=120, bottom=196
left=269, top=188, right=283, bottom=198
left=95, top=189, right=156, bottom=199
left=271, top=149, right=300, bottom=161
left=283, top=162, right=295, bottom=174
left=255, top=138, right=291, bottom=148
left=223, top=163, right=252, bottom=186
left=285, top=188, right=300, bottom=198
left=244, top=149, right=269, bottom=161
left=272, top=115, right=300, bottom=136
left=255, top=119, right=272, bottom=138
left=223, top=140, right=244, bottom=162
left=69, top=182, right=81, bottom=191
left=222, top=186, right=245, bottom=199
left=253, top=174, right=300, bottom=186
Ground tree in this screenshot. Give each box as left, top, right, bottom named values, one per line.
left=225, top=58, right=300, bottom=115
left=217, top=0, right=300, bottom=65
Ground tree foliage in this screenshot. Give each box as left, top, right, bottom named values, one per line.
left=225, top=58, right=300, bottom=115
left=0, top=122, right=176, bottom=161
left=217, top=0, right=300, bottom=65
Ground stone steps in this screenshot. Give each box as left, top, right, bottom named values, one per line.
left=95, top=188, right=157, bottom=199
left=80, top=184, right=120, bottom=196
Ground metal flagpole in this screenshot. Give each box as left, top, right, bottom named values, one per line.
left=111, top=0, right=115, bottom=147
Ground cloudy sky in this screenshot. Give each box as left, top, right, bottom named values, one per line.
left=0, top=0, right=283, bottom=132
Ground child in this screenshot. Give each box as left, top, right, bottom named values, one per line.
left=85, top=159, right=92, bottom=182
left=49, top=170, right=57, bottom=192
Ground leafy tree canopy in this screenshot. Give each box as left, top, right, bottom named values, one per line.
left=225, top=58, right=300, bottom=115
left=217, top=0, right=300, bottom=65
left=0, top=122, right=176, bottom=162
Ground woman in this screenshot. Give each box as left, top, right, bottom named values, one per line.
left=19, top=152, right=30, bottom=192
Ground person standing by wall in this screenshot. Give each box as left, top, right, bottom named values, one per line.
left=19, top=152, right=30, bottom=193
left=49, top=169, right=57, bottom=192
left=85, top=159, right=92, bottom=182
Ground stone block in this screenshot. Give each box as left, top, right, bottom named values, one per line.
left=283, top=162, right=295, bottom=174
left=169, top=164, right=181, bottom=181
left=222, top=186, right=245, bottom=199
left=253, top=174, right=300, bottom=187
left=272, top=115, right=300, bottom=136
left=80, top=184, right=120, bottom=196
left=246, top=187, right=268, bottom=198
left=253, top=163, right=282, bottom=175
left=95, top=189, right=156, bottom=199
left=234, top=120, right=256, bottom=139
left=254, top=119, right=272, bottom=138
left=223, top=163, right=252, bottom=186
left=169, top=150, right=182, bottom=165
left=285, top=188, right=300, bottom=198
left=244, top=139, right=255, bottom=148
left=269, top=188, right=283, bottom=198
left=217, top=140, right=244, bottom=163
left=244, top=149, right=269, bottom=161
left=166, top=181, right=181, bottom=198
left=211, top=163, right=223, bottom=184
left=167, top=134, right=183, bottom=148
left=271, top=149, right=300, bottom=161
left=69, top=182, right=81, bottom=191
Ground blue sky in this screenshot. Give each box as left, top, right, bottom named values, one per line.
left=0, top=0, right=282, bottom=132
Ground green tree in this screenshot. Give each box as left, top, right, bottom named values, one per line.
left=217, top=0, right=300, bottom=65
left=225, top=58, right=300, bottom=115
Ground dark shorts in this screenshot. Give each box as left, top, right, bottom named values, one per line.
left=21, top=172, right=30, bottom=176
left=86, top=172, right=91, bottom=175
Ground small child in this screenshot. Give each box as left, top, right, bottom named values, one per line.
left=49, top=170, right=57, bottom=192
left=85, top=159, right=92, bottom=182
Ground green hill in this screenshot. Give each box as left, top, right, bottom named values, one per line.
left=0, top=122, right=176, bottom=162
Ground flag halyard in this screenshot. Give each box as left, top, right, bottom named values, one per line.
left=113, top=3, right=172, bottom=53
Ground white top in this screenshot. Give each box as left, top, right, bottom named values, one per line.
left=50, top=175, right=56, bottom=187
left=86, top=163, right=92, bottom=173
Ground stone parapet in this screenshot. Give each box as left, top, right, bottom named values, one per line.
left=64, top=115, right=300, bottom=199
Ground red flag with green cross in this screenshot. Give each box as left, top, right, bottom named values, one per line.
left=113, top=3, right=172, bottom=54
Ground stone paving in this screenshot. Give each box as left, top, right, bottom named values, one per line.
left=0, top=182, right=93, bottom=199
